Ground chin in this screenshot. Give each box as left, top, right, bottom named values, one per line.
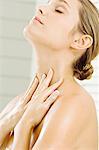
left=23, top=25, right=29, bottom=39
left=23, top=24, right=50, bottom=47
left=23, top=25, right=34, bottom=40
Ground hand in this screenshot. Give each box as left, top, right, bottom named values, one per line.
left=0, top=74, right=39, bottom=121
left=0, top=74, right=39, bottom=147
left=16, top=68, right=64, bottom=130
left=4, top=75, right=39, bottom=126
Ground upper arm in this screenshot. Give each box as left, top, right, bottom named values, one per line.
left=32, top=95, right=90, bottom=150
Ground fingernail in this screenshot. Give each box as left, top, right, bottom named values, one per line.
left=56, top=78, right=63, bottom=84
left=42, top=73, right=46, bottom=78
left=49, top=68, right=53, bottom=73
left=35, top=74, right=38, bottom=79
left=59, top=77, right=64, bottom=82
left=35, top=76, right=38, bottom=81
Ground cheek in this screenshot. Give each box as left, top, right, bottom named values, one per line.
left=46, top=20, right=70, bottom=49
left=46, top=29, right=66, bottom=50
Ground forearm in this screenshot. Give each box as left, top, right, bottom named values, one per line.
left=0, top=105, right=11, bottom=120
left=0, top=113, right=18, bottom=147
left=0, top=117, right=12, bottom=146
left=11, top=119, right=34, bottom=150
left=0, top=93, right=24, bottom=120
left=0, top=97, right=17, bottom=120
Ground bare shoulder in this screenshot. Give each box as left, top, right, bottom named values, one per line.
left=58, top=84, right=98, bottom=127
left=65, top=84, right=98, bottom=129
left=76, top=85, right=97, bottom=116
left=44, top=84, right=97, bottom=125
left=37, top=86, right=97, bottom=147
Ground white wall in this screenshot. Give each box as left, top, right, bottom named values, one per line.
left=0, top=0, right=37, bottom=110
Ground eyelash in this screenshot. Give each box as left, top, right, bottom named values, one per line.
left=47, top=1, right=64, bottom=14
left=55, top=9, right=63, bottom=13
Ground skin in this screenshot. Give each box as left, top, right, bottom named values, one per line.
left=0, top=71, right=63, bottom=149
left=5, top=71, right=98, bottom=150
left=0, top=0, right=98, bottom=149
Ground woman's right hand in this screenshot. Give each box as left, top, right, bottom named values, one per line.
left=0, top=74, right=39, bottom=147
left=0, top=75, right=39, bottom=121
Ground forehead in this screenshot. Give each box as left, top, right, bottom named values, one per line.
left=50, top=0, right=80, bottom=12
left=49, top=0, right=78, bottom=4
left=49, top=0, right=70, bottom=5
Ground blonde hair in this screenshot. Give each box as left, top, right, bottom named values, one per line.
left=73, top=0, right=99, bottom=80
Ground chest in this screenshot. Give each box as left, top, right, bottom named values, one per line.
left=30, top=99, right=61, bottom=148
left=30, top=102, right=98, bottom=149
left=75, top=114, right=98, bottom=149
left=6, top=96, right=98, bottom=149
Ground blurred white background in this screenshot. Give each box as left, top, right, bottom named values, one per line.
left=0, top=0, right=99, bottom=125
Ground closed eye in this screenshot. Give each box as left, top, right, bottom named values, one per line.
left=55, top=9, right=63, bottom=13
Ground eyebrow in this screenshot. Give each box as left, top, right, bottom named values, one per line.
left=58, top=0, right=71, bottom=8
left=48, top=0, right=71, bottom=8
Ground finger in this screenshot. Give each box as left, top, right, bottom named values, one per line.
left=36, top=78, right=63, bottom=102
left=44, top=90, right=60, bottom=107
left=32, top=68, right=54, bottom=99
left=38, top=74, right=47, bottom=87
left=22, top=76, right=39, bottom=104
left=33, top=73, right=47, bottom=97
left=25, top=74, right=39, bottom=95
left=40, top=68, right=54, bottom=91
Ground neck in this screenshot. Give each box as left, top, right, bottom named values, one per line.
left=33, top=45, right=78, bottom=95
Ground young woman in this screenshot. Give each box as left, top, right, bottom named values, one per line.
left=0, top=0, right=99, bottom=149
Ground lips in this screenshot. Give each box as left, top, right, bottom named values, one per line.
left=34, top=16, right=43, bottom=25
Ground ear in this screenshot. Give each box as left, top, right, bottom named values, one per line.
left=71, top=34, right=93, bottom=51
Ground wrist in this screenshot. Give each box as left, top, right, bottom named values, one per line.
left=19, top=112, right=36, bottom=128
left=14, top=118, right=35, bottom=134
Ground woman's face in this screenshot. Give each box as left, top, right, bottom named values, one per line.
left=23, top=0, right=80, bottom=50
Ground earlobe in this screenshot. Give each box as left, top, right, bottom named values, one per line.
left=70, top=34, right=93, bottom=51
